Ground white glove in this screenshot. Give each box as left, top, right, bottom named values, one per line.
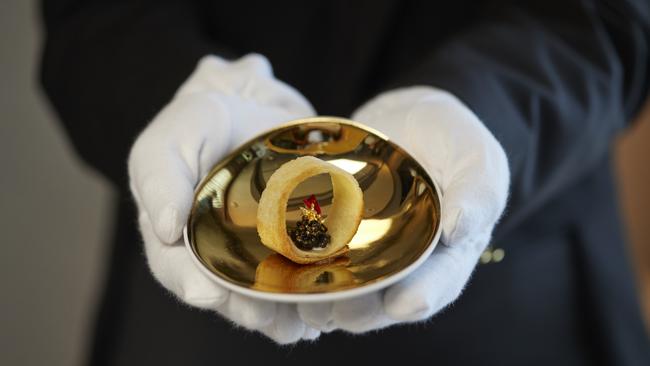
left=298, top=86, right=510, bottom=333
left=128, top=54, right=321, bottom=343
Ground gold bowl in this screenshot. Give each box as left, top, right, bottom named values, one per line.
left=184, top=117, right=441, bottom=302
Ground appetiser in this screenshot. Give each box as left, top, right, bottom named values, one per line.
left=256, top=156, right=363, bottom=264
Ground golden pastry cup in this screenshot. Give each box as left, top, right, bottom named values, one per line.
left=256, top=156, right=363, bottom=264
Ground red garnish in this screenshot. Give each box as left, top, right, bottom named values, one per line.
left=303, top=194, right=321, bottom=214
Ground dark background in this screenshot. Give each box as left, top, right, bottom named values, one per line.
left=1, top=0, right=648, bottom=364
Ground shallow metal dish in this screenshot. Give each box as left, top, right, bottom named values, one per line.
left=184, top=117, right=441, bottom=302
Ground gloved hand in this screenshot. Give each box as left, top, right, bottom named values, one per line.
left=297, top=87, right=510, bottom=333
left=128, top=54, right=321, bottom=343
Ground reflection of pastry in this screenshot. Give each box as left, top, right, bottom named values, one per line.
left=254, top=254, right=354, bottom=292
left=256, top=156, right=363, bottom=264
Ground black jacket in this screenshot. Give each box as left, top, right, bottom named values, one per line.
left=40, top=1, right=650, bottom=365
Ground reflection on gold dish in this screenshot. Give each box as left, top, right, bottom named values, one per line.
left=254, top=254, right=355, bottom=293
left=185, top=117, right=441, bottom=299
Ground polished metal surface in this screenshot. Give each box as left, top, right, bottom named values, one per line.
left=186, top=117, right=441, bottom=296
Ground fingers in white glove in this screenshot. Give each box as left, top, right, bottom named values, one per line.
left=130, top=53, right=316, bottom=245
left=339, top=86, right=511, bottom=335
left=128, top=53, right=322, bottom=345
left=129, top=93, right=232, bottom=244
left=298, top=294, right=397, bottom=334
left=354, top=87, right=509, bottom=249
left=138, top=212, right=229, bottom=309
left=351, top=86, right=442, bottom=142
left=406, top=98, right=509, bottom=248
left=330, top=293, right=396, bottom=333
left=216, top=297, right=319, bottom=344
left=384, top=243, right=480, bottom=322
left=257, top=304, right=311, bottom=344
left=219, top=292, right=276, bottom=329
left=297, top=302, right=336, bottom=332
left=297, top=246, right=482, bottom=332
left=301, top=326, right=321, bottom=341
left=218, top=95, right=311, bottom=147
left=177, top=53, right=315, bottom=118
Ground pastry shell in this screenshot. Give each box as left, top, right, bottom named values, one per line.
left=256, top=156, right=363, bottom=264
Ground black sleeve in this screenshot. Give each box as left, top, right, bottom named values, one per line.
left=39, top=0, right=238, bottom=188
left=382, top=0, right=650, bottom=233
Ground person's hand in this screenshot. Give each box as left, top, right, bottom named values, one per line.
left=128, top=54, right=320, bottom=343
left=297, top=86, right=510, bottom=333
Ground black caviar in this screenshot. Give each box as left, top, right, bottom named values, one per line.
left=288, top=215, right=331, bottom=251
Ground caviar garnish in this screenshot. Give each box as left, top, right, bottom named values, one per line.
left=288, top=194, right=331, bottom=251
